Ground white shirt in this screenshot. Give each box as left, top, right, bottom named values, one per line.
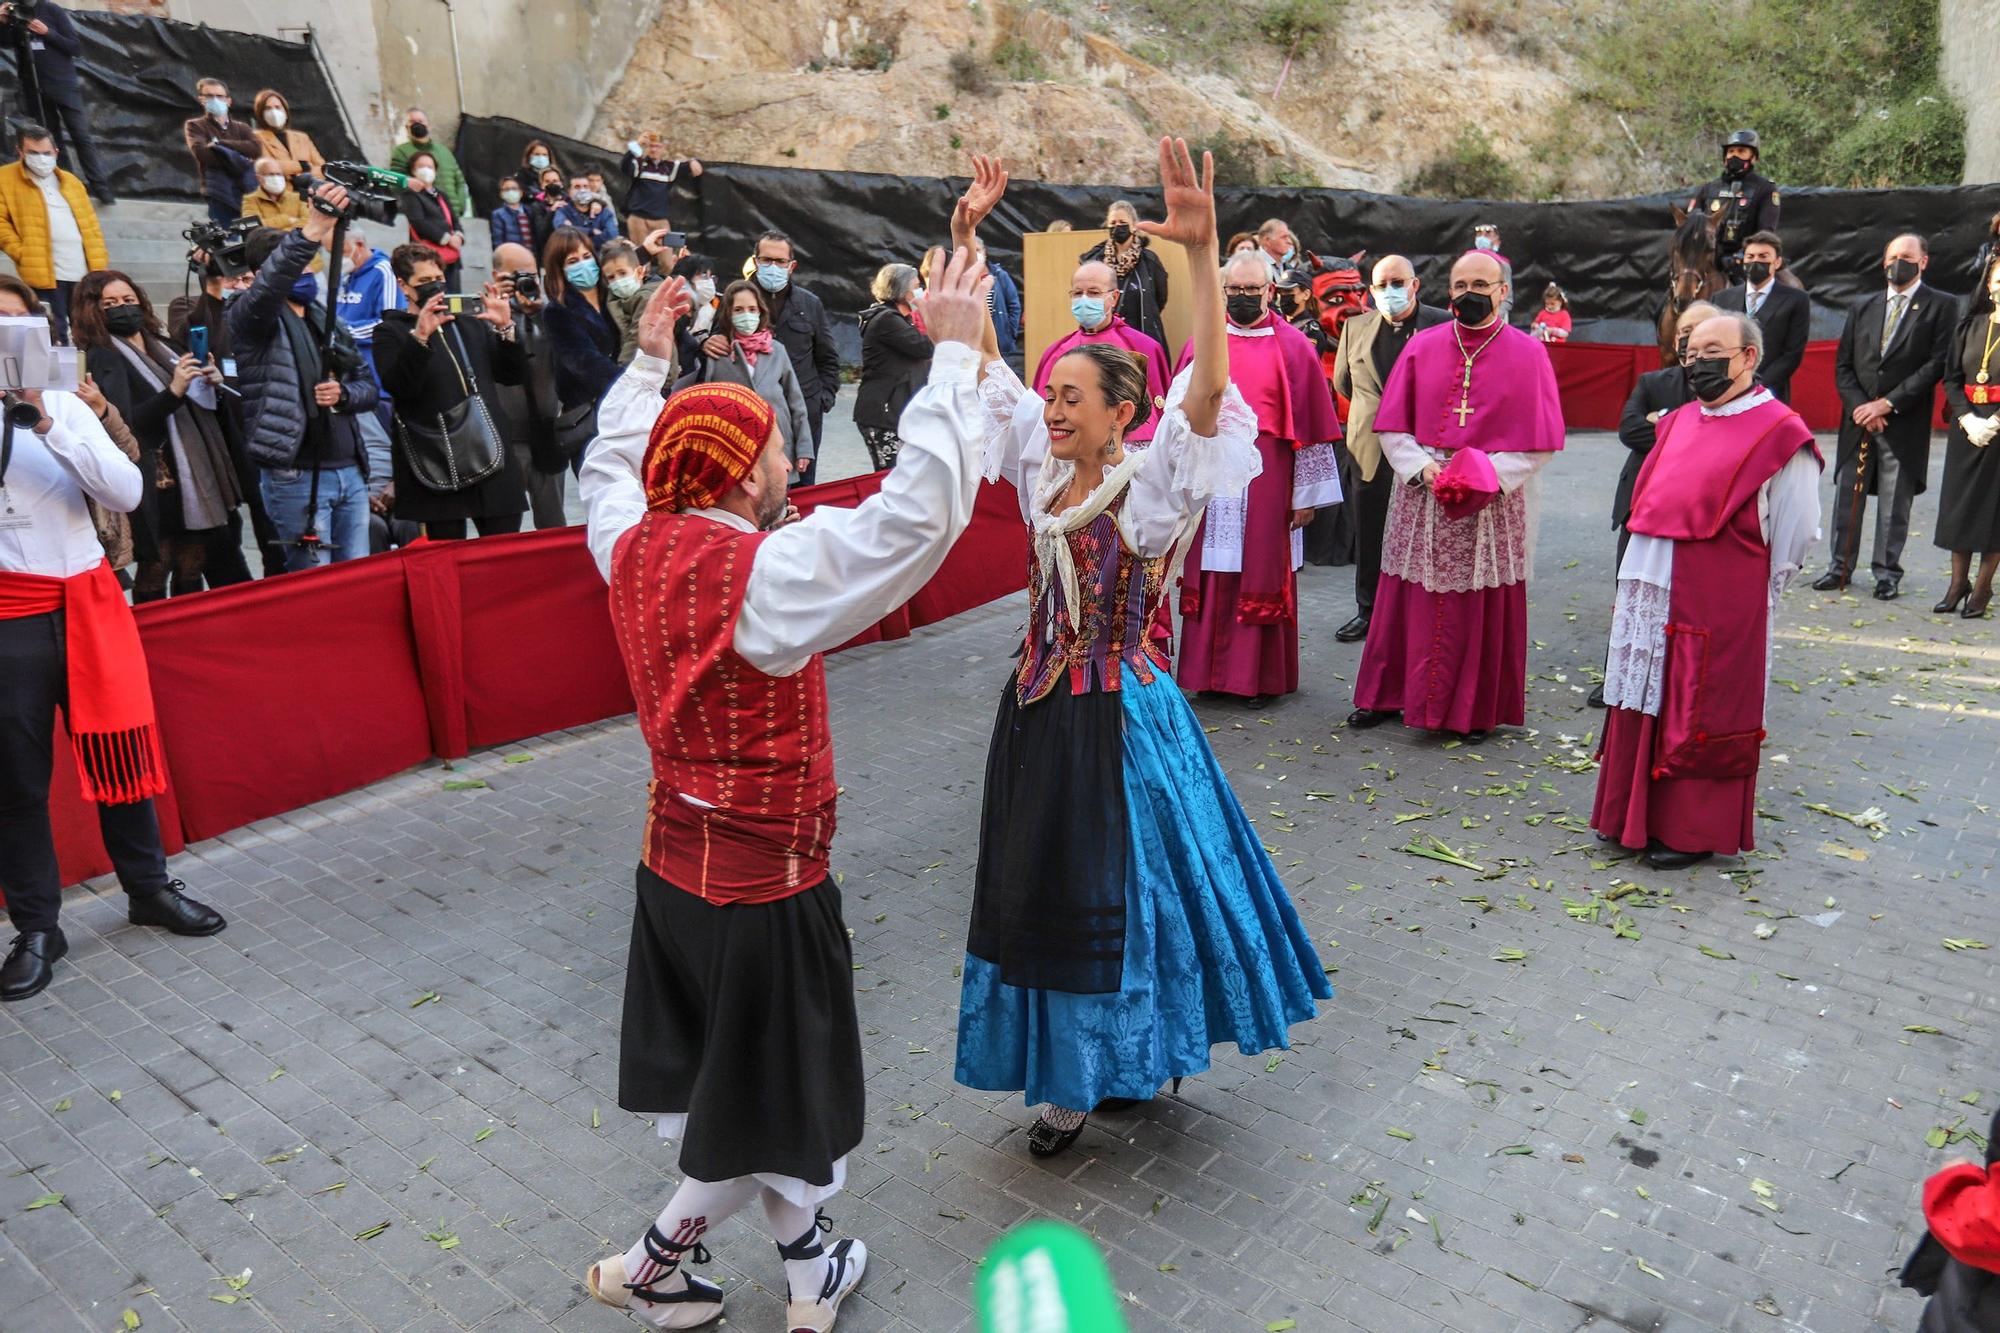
left=34, top=170, right=86, bottom=283
left=1744, top=278, right=1774, bottom=315
left=0, top=391, right=140, bottom=578
left=581, top=343, right=987, bottom=678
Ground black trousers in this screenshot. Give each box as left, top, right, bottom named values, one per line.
left=422, top=513, right=524, bottom=541
left=0, top=611, right=171, bottom=934
left=1352, top=459, right=1395, bottom=615
left=42, top=83, right=109, bottom=193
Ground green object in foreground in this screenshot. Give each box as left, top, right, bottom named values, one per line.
left=977, top=1220, right=1129, bottom=1333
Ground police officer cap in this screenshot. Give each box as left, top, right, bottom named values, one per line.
left=1722, top=129, right=1760, bottom=153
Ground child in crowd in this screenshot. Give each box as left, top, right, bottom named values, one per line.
left=598, top=238, right=661, bottom=365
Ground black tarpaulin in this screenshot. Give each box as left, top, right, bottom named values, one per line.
left=0, top=12, right=360, bottom=201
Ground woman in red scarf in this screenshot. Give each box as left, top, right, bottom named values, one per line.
left=697, top=280, right=814, bottom=482
left=0, top=277, right=225, bottom=1003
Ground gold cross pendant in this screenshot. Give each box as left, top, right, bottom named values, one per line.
left=1452, top=398, right=1475, bottom=427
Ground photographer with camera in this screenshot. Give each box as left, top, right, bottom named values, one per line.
left=182, top=77, right=259, bottom=226
left=489, top=240, right=566, bottom=529
left=226, top=184, right=380, bottom=570
left=72, top=270, right=243, bottom=600
left=0, top=276, right=228, bottom=1002
left=328, top=224, right=413, bottom=552
left=0, top=0, right=111, bottom=202
left=387, top=107, right=469, bottom=219
left=372, top=244, right=527, bottom=540
left=399, top=150, right=465, bottom=288
left=0, top=122, right=103, bottom=341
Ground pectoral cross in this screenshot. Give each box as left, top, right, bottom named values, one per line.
left=1451, top=397, right=1475, bottom=427
left=1452, top=360, right=1476, bottom=427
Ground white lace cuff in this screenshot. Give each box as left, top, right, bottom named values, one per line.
left=1162, top=374, right=1262, bottom=502
left=978, top=359, right=1030, bottom=483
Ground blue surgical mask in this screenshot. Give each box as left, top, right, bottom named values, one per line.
left=1070, top=295, right=1107, bottom=329
left=607, top=274, right=643, bottom=301
left=528, top=153, right=550, bottom=171
left=755, top=263, right=790, bottom=294
left=1474, top=235, right=1497, bottom=251
left=289, top=274, right=320, bottom=304
left=203, top=96, right=229, bottom=118
left=731, top=311, right=762, bottom=336
left=1373, top=285, right=1411, bottom=317
left=565, top=258, right=600, bottom=290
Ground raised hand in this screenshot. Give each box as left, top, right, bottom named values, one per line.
left=921, top=245, right=996, bottom=348
left=636, top=275, right=695, bottom=362
left=1134, top=137, right=1217, bottom=254
left=949, top=154, right=1008, bottom=252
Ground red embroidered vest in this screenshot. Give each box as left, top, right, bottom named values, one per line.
left=609, top=513, right=836, bottom=903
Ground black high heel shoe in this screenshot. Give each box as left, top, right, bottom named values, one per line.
left=1965, top=588, right=1994, bottom=619
left=1934, top=585, right=1969, bottom=614
left=1027, top=1109, right=1088, bottom=1158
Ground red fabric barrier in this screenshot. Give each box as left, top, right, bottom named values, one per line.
left=50, top=479, right=1030, bottom=886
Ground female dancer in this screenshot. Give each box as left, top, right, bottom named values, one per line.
left=950, top=143, right=1331, bottom=1157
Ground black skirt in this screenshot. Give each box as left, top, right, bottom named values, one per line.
left=1935, top=408, right=2000, bottom=553
left=618, top=866, right=864, bottom=1186
left=967, top=677, right=1129, bottom=995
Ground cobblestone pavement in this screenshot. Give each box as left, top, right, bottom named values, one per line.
left=3, top=430, right=1994, bottom=1333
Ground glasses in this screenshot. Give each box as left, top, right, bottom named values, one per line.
left=1680, top=344, right=1744, bottom=365
left=1449, top=279, right=1502, bottom=294
left=1222, top=285, right=1268, bottom=297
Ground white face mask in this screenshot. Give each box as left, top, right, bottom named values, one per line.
left=261, top=173, right=288, bottom=195
left=414, top=166, right=437, bottom=185
left=693, top=277, right=718, bottom=302
left=22, top=153, right=56, bottom=178
left=263, top=107, right=287, bottom=129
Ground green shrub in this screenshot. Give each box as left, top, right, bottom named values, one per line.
left=1207, top=131, right=1270, bottom=187
left=1403, top=124, right=1522, bottom=198
left=993, top=37, right=1050, bottom=82
left=844, top=38, right=895, bottom=72
left=1258, top=0, right=1342, bottom=56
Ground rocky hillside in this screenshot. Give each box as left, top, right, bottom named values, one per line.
left=584, top=0, right=1592, bottom=192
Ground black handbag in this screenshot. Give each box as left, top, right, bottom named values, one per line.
left=395, top=327, right=506, bottom=493
left=553, top=400, right=598, bottom=460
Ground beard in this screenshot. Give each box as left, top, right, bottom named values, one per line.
left=753, top=478, right=789, bottom=529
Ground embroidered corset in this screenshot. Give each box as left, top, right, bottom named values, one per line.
left=1016, top=491, right=1172, bottom=705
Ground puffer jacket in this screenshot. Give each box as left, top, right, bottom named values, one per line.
left=0, top=161, right=107, bottom=289
left=226, top=228, right=380, bottom=469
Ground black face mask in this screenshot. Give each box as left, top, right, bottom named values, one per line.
left=1886, top=257, right=1920, bottom=286
left=1723, top=156, right=1750, bottom=179
left=1226, top=294, right=1266, bottom=326
left=1108, top=224, right=1132, bottom=244
left=103, top=305, right=146, bottom=338
left=1686, top=354, right=1739, bottom=403
left=1451, top=291, right=1494, bottom=326
left=412, top=279, right=446, bottom=308
left=1743, top=261, right=1772, bottom=285
left=409, top=121, right=430, bottom=140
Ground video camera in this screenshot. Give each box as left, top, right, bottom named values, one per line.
left=183, top=216, right=260, bottom=279
left=291, top=160, right=408, bottom=226
left=0, top=312, right=78, bottom=487
left=0, top=0, right=44, bottom=31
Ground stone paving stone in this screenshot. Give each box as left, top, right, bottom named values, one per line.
left=1, top=433, right=1990, bottom=1331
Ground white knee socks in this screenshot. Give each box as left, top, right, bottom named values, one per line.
left=623, top=1174, right=761, bottom=1292
left=763, top=1188, right=834, bottom=1300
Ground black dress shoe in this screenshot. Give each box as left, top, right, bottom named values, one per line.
left=1334, top=614, right=1370, bottom=643
left=0, top=930, right=67, bottom=1001
left=1463, top=730, right=1489, bottom=745
left=1644, top=847, right=1713, bottom=871
left=128, top=881, right=226, bottom=936
left=1873, top=580, right=1899, bottom=601
left=1346, top=707, right=1397, bottom=729
left=1811, top=572, right=1846, bottom=592
left=1245, top=694, right=1272, bottom=710
left=1586, top=684, right=1607, bottom=709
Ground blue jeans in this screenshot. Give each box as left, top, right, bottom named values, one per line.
left=259, top=465, right=370, bottom=572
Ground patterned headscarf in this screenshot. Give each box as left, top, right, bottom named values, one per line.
left=643, top=382, right=777, bottom=512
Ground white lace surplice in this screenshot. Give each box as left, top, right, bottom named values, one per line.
left=1602, top=389, right=1823, bottom=716
left=978, top=358, right=1263, bottom=560
left=1376, top=432, right=1552, bottom=594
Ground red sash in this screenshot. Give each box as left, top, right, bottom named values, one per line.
left=0, top=562, right=168, bottom=804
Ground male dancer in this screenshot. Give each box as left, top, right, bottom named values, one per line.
left=576, top=168, right=1003, bottom=1332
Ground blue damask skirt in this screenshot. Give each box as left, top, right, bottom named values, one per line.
left=955, top=672, right=1332, bottom=1110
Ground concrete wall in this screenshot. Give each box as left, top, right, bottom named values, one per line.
left=78, top=0, right=659, bottom=163
left=1942, top=0, right=2000, bottom=184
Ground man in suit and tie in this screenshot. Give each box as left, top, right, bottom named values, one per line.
left=1331, top=253, right=1449, bottom=641
left=1713, top=231, right=1809, bottom=403
left=1816, top=232, right=1955, bottom=599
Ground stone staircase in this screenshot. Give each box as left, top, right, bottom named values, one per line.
left=0, top=196, right=496, bottom=308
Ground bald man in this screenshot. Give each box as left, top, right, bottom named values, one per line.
left=490, top=240, right=568, bottom=528
left=1032, top=259, right=1170, bottom=442
left=1331, top=254, right=1449, bottom=641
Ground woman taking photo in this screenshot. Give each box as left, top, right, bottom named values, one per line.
left=372, top=244, right=528, bottom=540
left=70, top=270, right=242, bottom=601
left=853, top=262, right=932, bottom=471
left=1079, top=199, right=1171, bottom=356
left=699, top=279, right=813, bottom=481
left=250, top=89, right=325, bottom=176
left=949, top=147, right=1329, bottom=1158
left=1936, top=255, right=2000, bottom=618
left=400, top=150, right=465, bottom=288
left=539, top=225, right=622, bottom=468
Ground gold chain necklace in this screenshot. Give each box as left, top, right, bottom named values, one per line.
left=1449, top=319, right=1503, bottom=427
left=1980, top=312, right=2000, bottom=385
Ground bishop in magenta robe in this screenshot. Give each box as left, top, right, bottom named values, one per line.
left=1591, top=314, right=1822, bottom=869
left=1033, top=261, right=1171, bottom=443
left=1350, top=251, right=1564, bottom=738
left=1175, top=296, right=1343, bottom=701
